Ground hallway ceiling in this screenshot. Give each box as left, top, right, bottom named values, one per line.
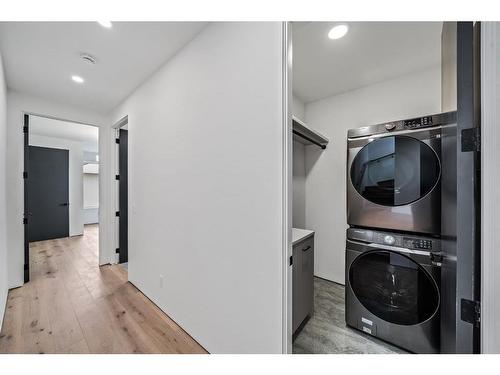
left=292, top=22, right=443, bottom=103
left=0, top=22, right=207, bottom=113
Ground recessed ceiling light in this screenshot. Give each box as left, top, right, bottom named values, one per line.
left=97, top=21, right=112, bottom=29
left=328, top=24, right=349, bottom=40
left=72, top=75, right=84, bottom=84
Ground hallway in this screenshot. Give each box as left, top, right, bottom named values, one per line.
left=0, top=225, right=206, bottom=354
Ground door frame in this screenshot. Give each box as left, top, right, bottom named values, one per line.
left=22, top=112, right=103, bottom=282
left=282, top=21, right=293, bottom=354
left=479, top=21, right=500, bottom=354
left=282, top=21, right=491, bottom=354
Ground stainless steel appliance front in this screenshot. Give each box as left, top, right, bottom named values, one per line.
left=347, top=112, right=456, bottom=235
left=345, top=228, right=442, bottom=353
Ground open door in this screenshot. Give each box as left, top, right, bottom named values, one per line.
left=455, top=21, right=481, bottom=354
left=118, top=128, right=128, bottom=264
left=23, top=114, right=29, bottom=283
left=441, top=21, right=481, bottom=354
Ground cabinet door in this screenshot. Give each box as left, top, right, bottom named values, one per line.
left=301, top=238, right=314, bottom=317
left=293, top=236, right=314, bottom=335
left=292, top=244, right=302, bottom=333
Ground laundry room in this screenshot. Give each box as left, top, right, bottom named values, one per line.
left=290, top=22, right=461, bottom=353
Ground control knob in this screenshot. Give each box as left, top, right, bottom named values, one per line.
left=383, top=235, right=396, bottom=245
left=385, top=123, right=396, bottom=131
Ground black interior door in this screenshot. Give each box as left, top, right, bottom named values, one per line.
left=119, top=129, right=128, bottom=264
left=23, top=114, right=29, bottom=282
left=455, top=21, right=481, bottom=354
left=441, top=21, right=481, bottom=354
left=27, top=146, right=69, bottom=242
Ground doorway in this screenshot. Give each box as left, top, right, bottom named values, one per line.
left=23, top=114, right=100, bottom=282
left=286, top=21, right=481, bottom=354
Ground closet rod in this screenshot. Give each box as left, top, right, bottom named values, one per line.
left=292, top=129, right=327, bottom=149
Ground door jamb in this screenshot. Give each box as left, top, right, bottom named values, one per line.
left=480, top=22, right=499, bottom=354
left=282, top=21, right=293, bottom=354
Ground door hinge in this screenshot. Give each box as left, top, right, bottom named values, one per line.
left=23, top=171, right=28, bottom=179
left=289, top=255, right=293, bottom=266
left=461, top=127, right=481, bottom=152
left=23, top=126, right=28, bottom=134
left=23, top=217, right=28, bottom=225
left=115, top=248, right=120, bottom=254
left=461, top=298, right=481, bottom=328
left=115, top=138, right=120, bottom=144
left=115, top=174, right=120, bottom=180
left=115, top=211, right=120, bottom=217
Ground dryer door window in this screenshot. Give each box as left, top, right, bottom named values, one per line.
left=349, top=250, right=439, bottom=326
left=350, top=136, right=440, bottom=206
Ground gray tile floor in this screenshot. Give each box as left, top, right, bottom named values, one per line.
left=293, top=277, right=407, bottom=354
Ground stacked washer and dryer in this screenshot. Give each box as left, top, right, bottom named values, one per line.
left=345, top=111, right=456, bottom=353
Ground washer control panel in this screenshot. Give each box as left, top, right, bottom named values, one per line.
left=403, top=238, right=433, bottom=250
left=347, top=228, right=440, bottom=252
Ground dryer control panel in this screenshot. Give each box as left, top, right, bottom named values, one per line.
left=404, top=116, right=433, bottom=129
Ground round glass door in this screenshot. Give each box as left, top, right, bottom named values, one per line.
left=350, top=136, right=440, bottom=206
left=349, top=250, right=439, bottom=325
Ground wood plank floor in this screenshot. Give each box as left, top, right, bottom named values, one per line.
left=0, top=224, right=207, bottom=354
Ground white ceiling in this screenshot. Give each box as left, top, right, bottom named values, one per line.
left=292, top=22, right=443, bottom=103
left=30, top=115, right=99, bottom=152
left=0, top=22, right=207, bottom=113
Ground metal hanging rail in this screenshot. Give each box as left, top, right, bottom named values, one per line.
left=292, top=116, right=329, bottom=150
left=292, top=129, right=327, bottom=149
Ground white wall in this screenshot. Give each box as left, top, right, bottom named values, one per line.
left=83, top=172, right=99, bottom=224
left=292, top=141, right=306, bottom=228
left=109, top=22, right=285, bottom=353
left=5, top=90, right=108, bottom=288
left=292, top=95, right=306, bottom=228
left=0, top=52, right=8, bottom=331
left=29, top=134, right=84, bottom=236
left=304, top=65, right=442, bottom=283
left=292, top=94, right=305, bottom=120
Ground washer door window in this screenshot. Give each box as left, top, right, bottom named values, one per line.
left=350, top=136, right=440, bottom=206
left=349, top=250, right=439, bottom=325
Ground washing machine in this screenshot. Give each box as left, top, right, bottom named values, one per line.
left=345, top=227, right=442, bottom=353
left=347, top=111, right=456, bottom=235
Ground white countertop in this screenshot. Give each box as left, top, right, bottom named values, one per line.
left=292, top=228, right=315, bottom=245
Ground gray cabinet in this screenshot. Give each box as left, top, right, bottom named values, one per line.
left=292, top=235, right=314, bottom=335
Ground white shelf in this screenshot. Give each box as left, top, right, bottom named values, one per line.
left=292, top=116, right=329, bottom=149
